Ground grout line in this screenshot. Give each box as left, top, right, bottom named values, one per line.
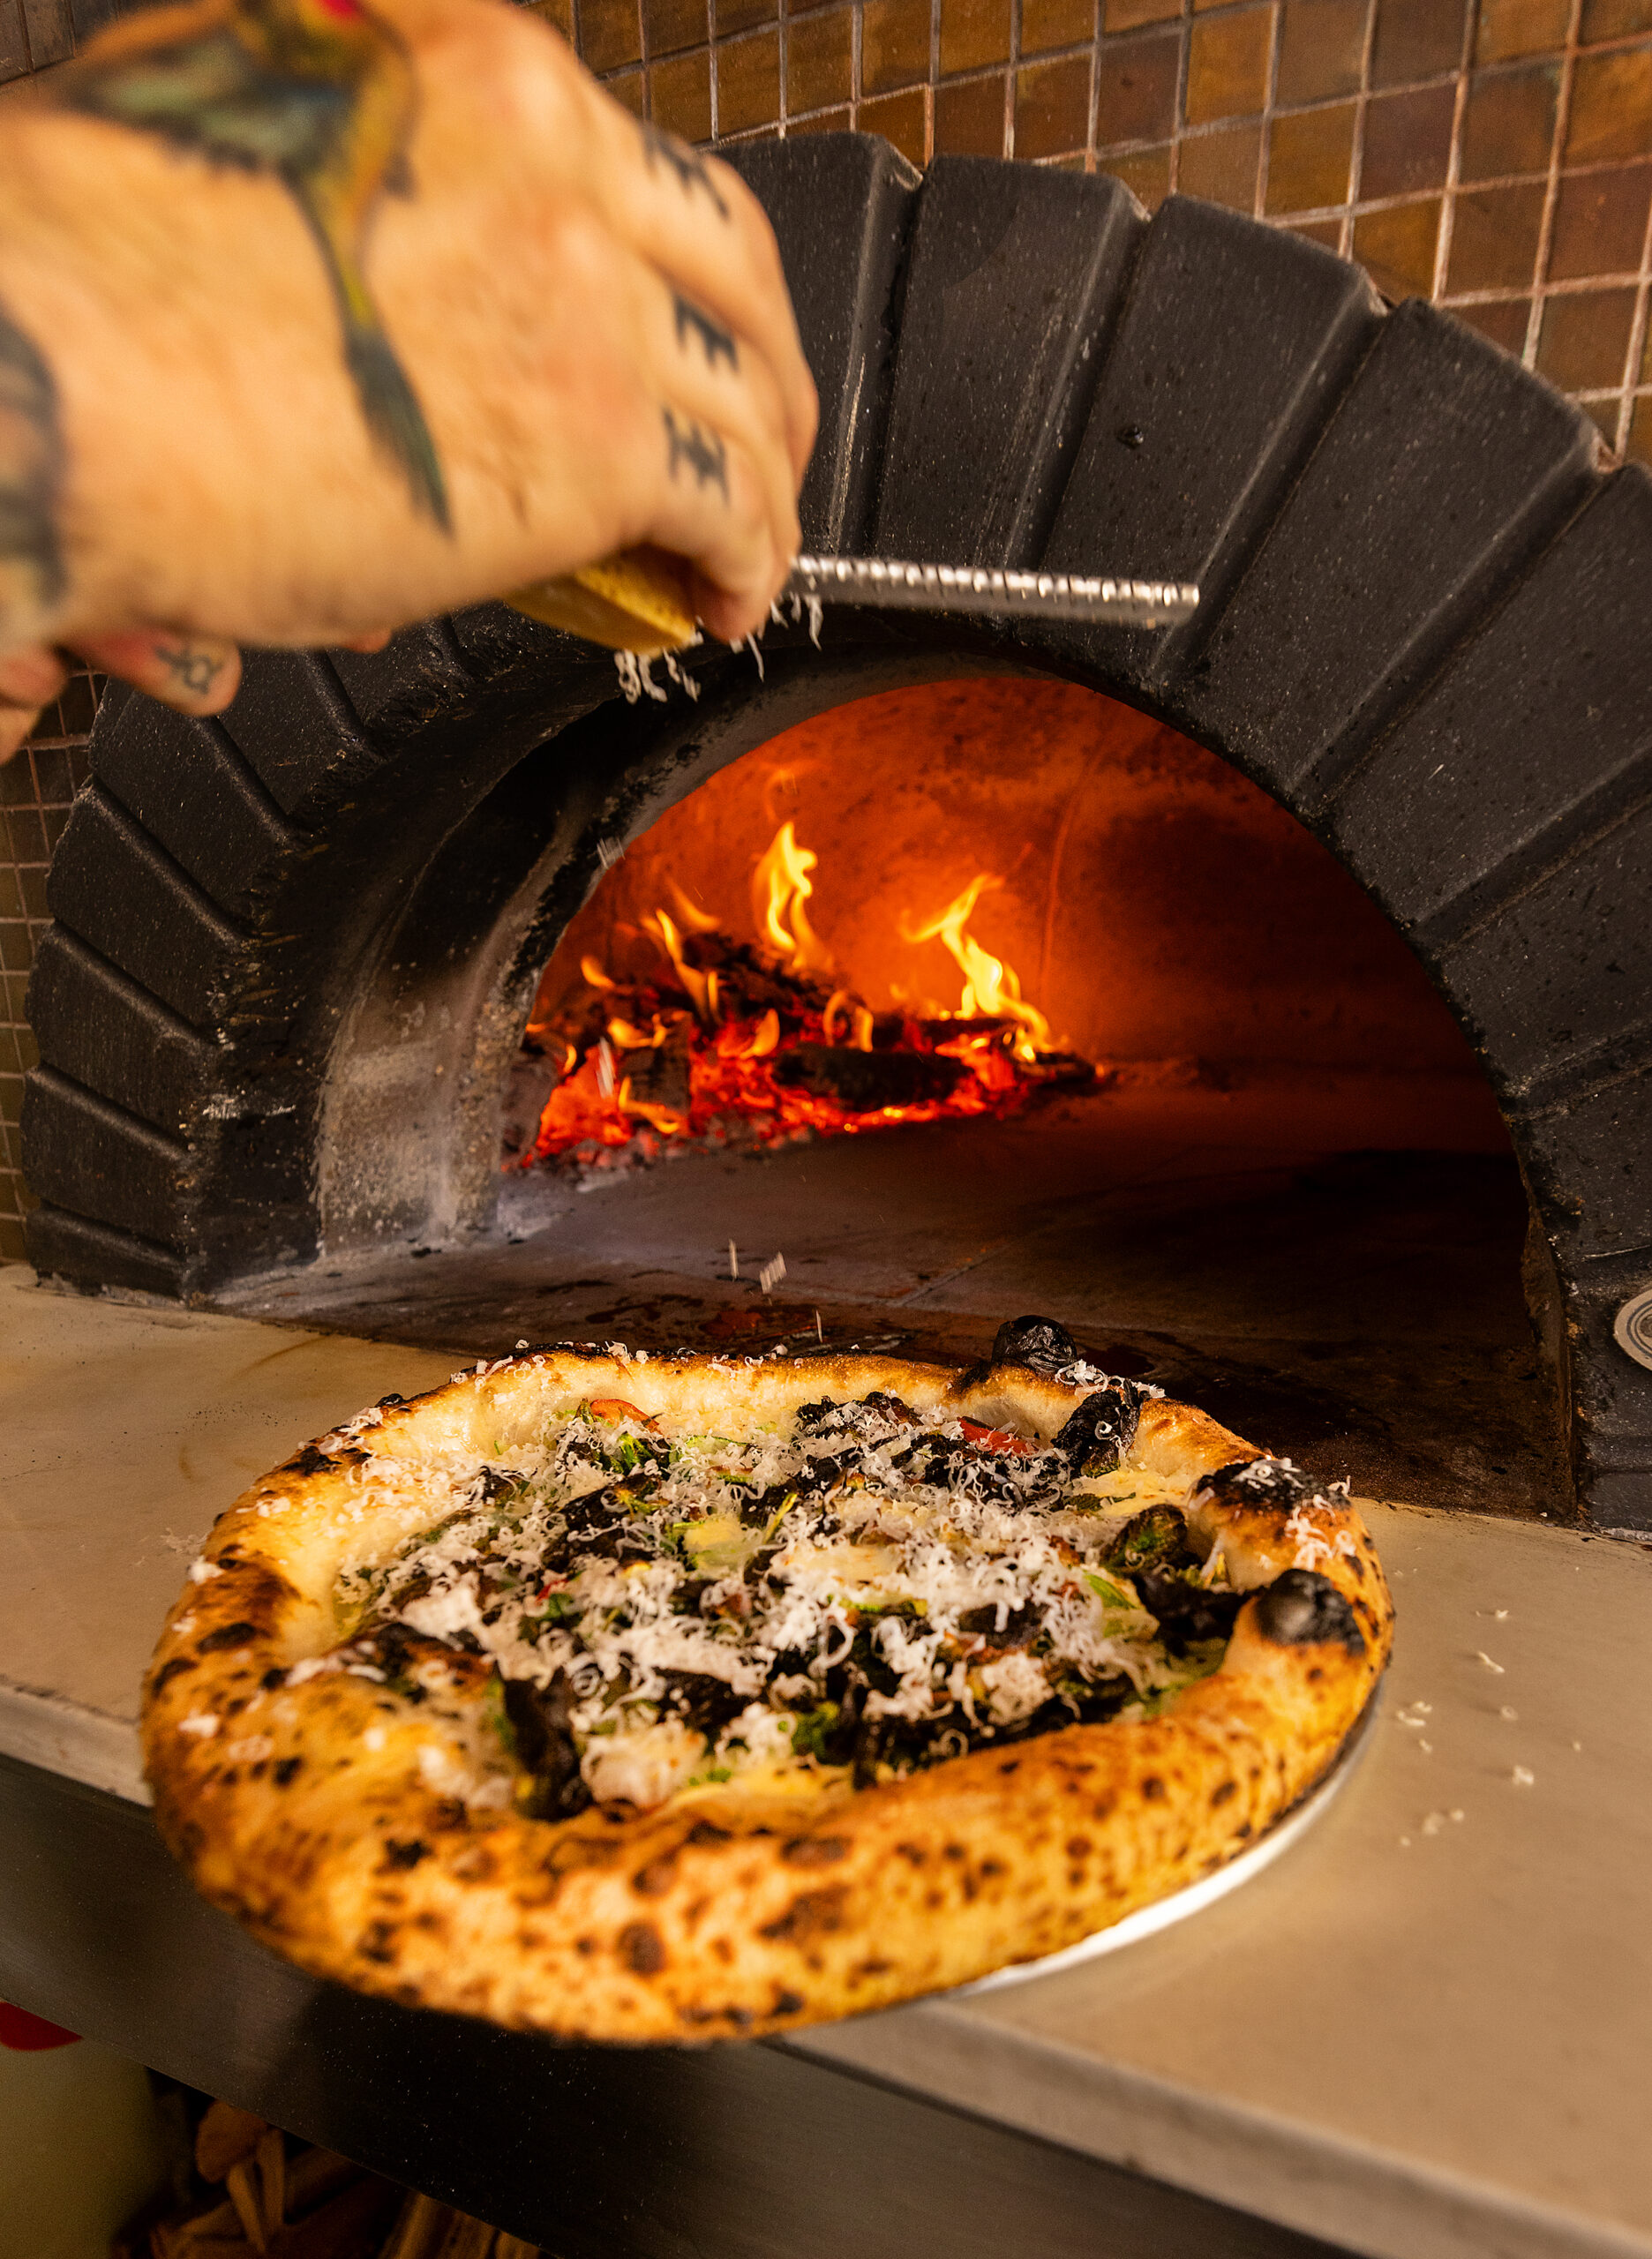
left=1430, top=0, right=1476, bottom=302
left=1340, top=0, right=1378, bottom=260
left=1616, top=152, right=1652, bottom=454
left=1005, top=0, right=1019, bottom=161
left=1521, top=0, right=1584, bottom=371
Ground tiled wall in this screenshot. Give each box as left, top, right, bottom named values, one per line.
left=571, top=0, right=1652, bottom=461
left=1, top=676, right=100, bottom=1261
left=3, top=0, right=1651, bottom=1247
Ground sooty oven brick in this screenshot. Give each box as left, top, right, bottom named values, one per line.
left=1040, top=198, right=1383, bottom=692
left=872, top=157, right=1145, bottom=570
left=1168, top=299, right=1601, bottom=811
left=20, top=145, right=1652, bottom=1523
left=726, top=135, right=920, bottom=557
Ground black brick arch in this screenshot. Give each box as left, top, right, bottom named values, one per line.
left=21, top=138, right=1652, bottom=1527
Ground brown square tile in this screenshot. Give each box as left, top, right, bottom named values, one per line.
left=1460, top=63, right=1560, bottom=181
left=580, top=0, right=642, bottom=72
left=1550, top=162, right=1652, bottom=279
left=1582, top=0, right=1652, bottom=36
left=1276, top=0, right=1366, bottom=105
left=858, top=83, right=927, bottom=161
left=527, top=0, right=576, bottom=41
left=646, top=0, right=705, bottom=53
left=1579, top=397, right=1620, bottom=446
left=1024, top=0, right=1095, bottom=56
left=1017, top=50, right=1091, bottom=154
left=22, top=0, right=71, bottom=66
left=940, top=0, right=1011, bottom=76
left=787, top=101, right=853, bottom=129
left=787, top=7, right=851, bottom=111
left=1104, top=143, right=1172, bottom=206
left=1102, top=0, right=1178, bottom=21
left=717, top=26, right=778, bottom=126
left=1177, top=118, right=1263, bottom=208
left=19, top=867, right=46, bottom=920
left=0, top=1220, right=28, bottom=1265
left=935, top=69, right=1008, bottom=150
left=15, top=1024, right=36, bottom=1072
left=1371, top=0, right=1467, bottom=87
left=716, top=0, right=773, bottom=33
left=1536, top=285, right=1638, bottom=389
left=1094, top=26, right=1179, bottom=142
left=1475, top=0, right=1569, bottom=64
left=1626, top=393, right=1652, bottom=462
left=1354, top=195, right=1440, bottom=298
left=1265, top=98, right=1356, bottom=209
left=862, top=0, right=931, bottom=93
left=1567, top=45, right=1652, bottom=167
left=1185, top=4, right=1274, bottom=124
left=1360, top=82, right=1457, bottom=196
left=0, top=0, right=30, bottom=84
left=601, top=64, right=646, bottom=107
left=651, top=47, right=711, bottom=134
left=1446, top=179, right=1546, bottom=290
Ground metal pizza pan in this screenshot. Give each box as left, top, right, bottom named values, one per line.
left=953, top=1685, right=1384, bottom=1997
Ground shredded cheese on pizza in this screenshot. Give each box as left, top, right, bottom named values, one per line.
left=314, top=1384, right=1299, bottom=1818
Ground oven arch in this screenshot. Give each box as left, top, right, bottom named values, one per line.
left=20, top=139, right=1652, bottom=1525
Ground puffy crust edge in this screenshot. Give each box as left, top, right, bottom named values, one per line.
left=141, top=1347, right=1393, bottom=2041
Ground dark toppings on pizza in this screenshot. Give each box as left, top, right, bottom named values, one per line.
left=312, top=1387, right=1321, bottom=1820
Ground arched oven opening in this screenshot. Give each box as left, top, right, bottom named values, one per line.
left=19, top=139, right=1652, bottom=1529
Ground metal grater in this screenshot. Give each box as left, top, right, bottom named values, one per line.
left=782, top=554, right=1200, bottom=629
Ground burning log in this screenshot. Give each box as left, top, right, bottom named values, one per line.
left=519, top=818, right=1096, bottom=1175
left=770, top=1044, right=967, bottom=1108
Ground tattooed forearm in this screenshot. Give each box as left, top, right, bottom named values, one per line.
left=0, top=296, right=66, bottom=646
left=642, top=123, right=728, bottom=218
left=674, top=294, right=737, bottom=372
left=663, top=406, right=728, bottom=498
left=55, top=0, right=449, bottom=531
left=153, top=640, right=229, bottom=695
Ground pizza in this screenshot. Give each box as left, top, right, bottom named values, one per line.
left=141, top=1319, right=1393, bottom=2040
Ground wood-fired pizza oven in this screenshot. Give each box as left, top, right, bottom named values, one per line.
left=18, top=139, right=1652, bottom=1529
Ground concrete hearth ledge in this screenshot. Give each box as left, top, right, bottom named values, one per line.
left=3, top=1265, right=1650, bottom=2259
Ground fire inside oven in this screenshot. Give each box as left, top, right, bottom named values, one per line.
left=504, top=675, right=1504, bottom=1192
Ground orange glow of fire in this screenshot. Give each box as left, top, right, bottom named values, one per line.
left=524, top=822, right=1078, bottom=1167
left=901, top=874, right=1055, bottom=1064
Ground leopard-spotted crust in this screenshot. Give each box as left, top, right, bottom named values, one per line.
left=140, top=1347, right=1393, bottom=2040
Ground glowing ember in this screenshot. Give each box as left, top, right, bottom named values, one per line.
left=520, top=823, right=1093, bottom=1170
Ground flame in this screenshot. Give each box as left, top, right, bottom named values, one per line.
left=643, top=907, right=714, bottom=1021
left=902, top=874, right=1055, bottom=1063
left=752, top=820, right=833, bottom=973
left=523, top=815, right=1081, bottom=1170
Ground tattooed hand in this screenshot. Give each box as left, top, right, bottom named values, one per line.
left=0, top=0, right=815, bottom=753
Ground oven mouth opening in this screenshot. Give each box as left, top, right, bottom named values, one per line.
left=223, top=672, right=1556, bottom=1522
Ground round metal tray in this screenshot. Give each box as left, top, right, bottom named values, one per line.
left=953, top=1689, right=1383, bottom=1997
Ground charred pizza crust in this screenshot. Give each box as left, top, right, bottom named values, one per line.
left=141, top=1344, right=1392, bottom=2040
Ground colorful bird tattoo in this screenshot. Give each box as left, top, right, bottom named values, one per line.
left=59, top=0, right=448, bottom=529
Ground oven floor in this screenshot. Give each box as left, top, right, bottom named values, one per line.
left=222, top=1082, right=1564, bottom=1517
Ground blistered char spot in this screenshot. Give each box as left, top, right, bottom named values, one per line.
left=1211, top=1779, right=1236, bottom=1806
left=761, top=1888, right=847, bottom=1945
left=1065, top=1836, right=1092, bottom=1860
left=1142, top=1777, right=1165, bottom=1800
left=772, top=1989, right=805, bottom=2016
left=634, top=1857, right=679, bottom=1897
left=619, top=1920, right=666, bottom=1975
left=358, top=1920, right=397, bottom=1964
left=196, top=1620, right=260, bottom=1654
left=273, top=1757, right=302, bottom=1787
left=151, top=1657, right=197, bottom=1692
left=782, top=1835, right=849, bottom=1867
left=381, top=1839, right=430, bottom=1870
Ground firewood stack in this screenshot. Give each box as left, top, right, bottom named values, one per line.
left=118, top=2098, right=541, bottom=2259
